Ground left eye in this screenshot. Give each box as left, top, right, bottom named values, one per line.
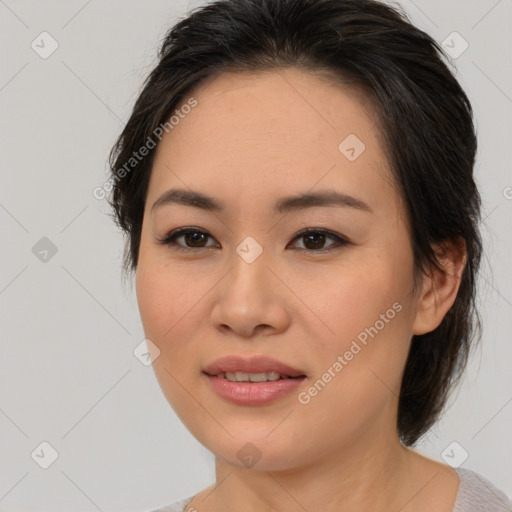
left=289, top=228, right=349, bottom=252
left=156, top=227, right=349, bottom=252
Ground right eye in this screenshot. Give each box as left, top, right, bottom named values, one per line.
left=156, top=227, right=219, bottom=251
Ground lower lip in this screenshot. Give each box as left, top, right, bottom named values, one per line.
left=204, top=373, right=306, bottom=405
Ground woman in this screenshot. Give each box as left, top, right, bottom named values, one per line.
left=108, top=0, right=512, bottom=510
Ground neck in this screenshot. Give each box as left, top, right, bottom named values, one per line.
left=196, top=428, right=419, bottom=512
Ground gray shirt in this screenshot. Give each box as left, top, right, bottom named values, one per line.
left=146, top=468, right=512, bottom=512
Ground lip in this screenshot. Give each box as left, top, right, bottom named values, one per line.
left=203, top=355, right=307, bottom=406
left=203, top=355, right=306, bottom=377
left=205, top=374, right=306, bottom=406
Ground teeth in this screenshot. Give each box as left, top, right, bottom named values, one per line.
left=219, top=371, right=288, bottom=382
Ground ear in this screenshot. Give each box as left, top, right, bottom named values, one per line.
left=412, top=237, right=467, bottom=335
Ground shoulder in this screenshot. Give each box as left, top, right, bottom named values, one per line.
left=144, top=494, right=195, bottom=512
left=453, top=468, right=512, bottom=511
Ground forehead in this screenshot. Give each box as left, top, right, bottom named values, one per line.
left=148, top=67, right=396, bottom=215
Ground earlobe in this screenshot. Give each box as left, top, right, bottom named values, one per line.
left=412, top=238, right=467, bottom=336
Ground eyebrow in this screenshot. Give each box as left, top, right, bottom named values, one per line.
left=151, top=188, right=373, bottom=215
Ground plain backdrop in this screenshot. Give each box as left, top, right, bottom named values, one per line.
left=0, top=0, right=511, bottom=510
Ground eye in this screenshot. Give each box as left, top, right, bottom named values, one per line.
left=288, top=227, right=349, bottom=252
left=156, top=227, right=218, bottom=251
left=157, top=226, right=349, bottom=253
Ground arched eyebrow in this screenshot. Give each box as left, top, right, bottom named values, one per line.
left=151, top=188, right=373, bottom=214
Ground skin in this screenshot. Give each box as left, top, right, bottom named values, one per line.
left=136, top=67, right=466, bottom=512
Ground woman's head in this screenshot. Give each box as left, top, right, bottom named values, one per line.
left=108, top=0, right=481, bottom=457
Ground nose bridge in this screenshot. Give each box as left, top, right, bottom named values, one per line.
left=229, top=234, right=271, bottom=298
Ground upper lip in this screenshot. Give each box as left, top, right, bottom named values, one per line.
left=203, top=355, right=306, bottom=377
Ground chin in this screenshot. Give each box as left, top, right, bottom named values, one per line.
left=194, top=428, right=313, bottom=472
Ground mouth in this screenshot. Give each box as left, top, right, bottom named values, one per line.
left=208, top=371, right=305, bottom=382
left=202, top=355, right=307, bottom=405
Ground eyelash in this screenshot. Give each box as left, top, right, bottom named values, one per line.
left=156, top=227, right=349, bottom=253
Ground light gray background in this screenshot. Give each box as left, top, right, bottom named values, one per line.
left=0, top=1, right=511, bottom=510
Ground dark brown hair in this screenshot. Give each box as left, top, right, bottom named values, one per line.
left=108, top=0, right=482, bottom=446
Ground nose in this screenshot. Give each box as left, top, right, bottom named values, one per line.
left=209, top=245, right=290, bottom=338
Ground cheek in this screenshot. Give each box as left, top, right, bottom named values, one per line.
left=307, top=258, right=410, bottom=351
left=136, top=253, right=198, bottom=342
left=135, top=255, right=214, bottom=377
left=136, top=265, right=168, bottom=341
left=296, top=301, right=411, bottom=449
left=136, top=260, right=189, bottom=382
left=136, top=261, right=201, bottom=412
left=300, top=254, right=413, bottom=403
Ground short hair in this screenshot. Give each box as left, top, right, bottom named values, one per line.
left=108, top=0, right=482, bottom=446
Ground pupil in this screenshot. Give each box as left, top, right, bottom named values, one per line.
left=186, top=232, right=206, bottom=247
left=305, top=233, right=325, bottom=250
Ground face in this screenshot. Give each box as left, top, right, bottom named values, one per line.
left=136, top=67, right=423, bottom=471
